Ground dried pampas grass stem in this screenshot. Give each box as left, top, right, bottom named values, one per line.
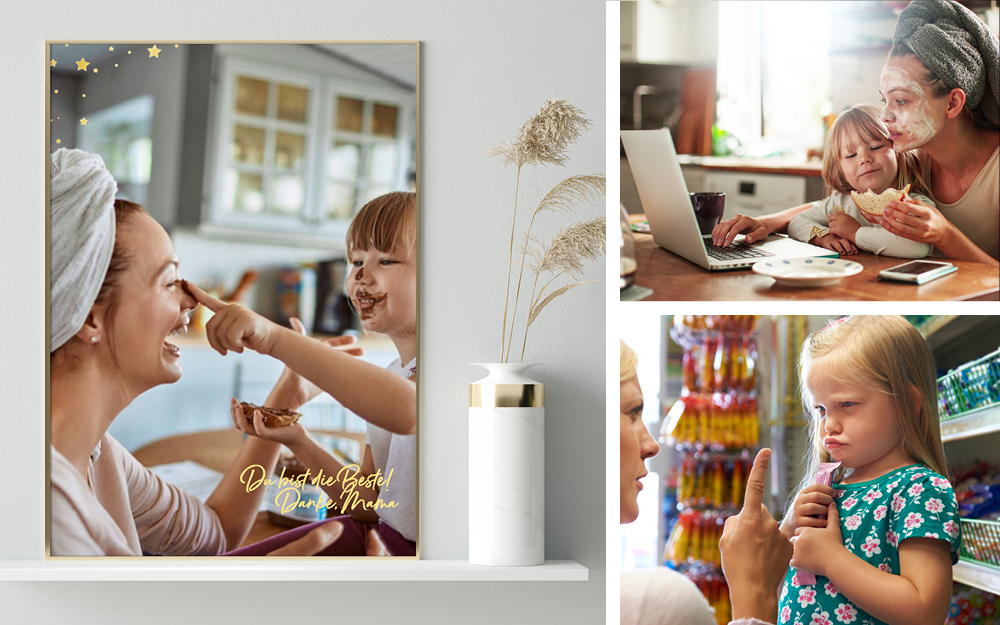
left=485, top=99, right=605, bottom=362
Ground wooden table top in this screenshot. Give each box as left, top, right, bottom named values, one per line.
left=627, top=230, right=1000, bottom=302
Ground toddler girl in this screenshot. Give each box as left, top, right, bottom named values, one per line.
left=187, top=191, right=417, bottom=555
left=778, top=316, right=960, bottom=625
left=788, top=105, right=935, bottom=258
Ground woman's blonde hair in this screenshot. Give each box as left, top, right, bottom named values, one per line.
left=822, top=104, right=928, bottom=197
left=789, top=316, right=947, bottom=509
left=346, top=191, right=416, bottom=257
left=620, top=339, right=638, bottom=382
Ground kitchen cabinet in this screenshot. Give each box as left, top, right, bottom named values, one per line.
left=200, top=49, right=415, bottom=243
left=701, top=171, right=807, bottom=221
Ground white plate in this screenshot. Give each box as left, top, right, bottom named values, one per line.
left=752, top=258, right=863, bottom=287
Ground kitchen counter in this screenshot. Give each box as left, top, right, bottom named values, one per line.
left=675, top=154, right=824, bottom=177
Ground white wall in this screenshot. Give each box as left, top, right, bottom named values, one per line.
left=0, top=0, right=606, bottom=623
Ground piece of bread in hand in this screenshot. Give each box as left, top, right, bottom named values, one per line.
left=851, top=183, right=910, bottom=216
left=239, top=402, right=302, bottom=428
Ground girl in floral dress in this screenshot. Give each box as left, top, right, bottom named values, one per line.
left=777, top=316, right=960, bottom=625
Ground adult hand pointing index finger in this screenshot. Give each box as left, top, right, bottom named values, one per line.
left=742, top=447, right=770, bottom=518
left=182, top=279, right=226, bottom=313
left=720, top=447, right=792, bottom=623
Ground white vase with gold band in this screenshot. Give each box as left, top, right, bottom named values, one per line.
left=468, top=363, right=544, bottom=566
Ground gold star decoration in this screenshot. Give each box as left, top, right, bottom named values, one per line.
left=50, top=59, right=57, bottom=67
left=109, top=46, right=114, bottom=51
left=76, top=58, right=90, bottom=71
left=80, top=118, right=88, bottom=125
left=56, top=139, right=61, bottom=144
left=147, top=45, right=161, bottom=58
left=93, top=68, right=98, bottom=73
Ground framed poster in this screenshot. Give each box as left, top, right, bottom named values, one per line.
left=46, top=41, right=419, bottom=559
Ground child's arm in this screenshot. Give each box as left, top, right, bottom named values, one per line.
left=791, top=504, right=952, bottom=625
left=185, top=282, right=416, bottom=436
left=830, top=212, right=933, bottom=258
left=788, top=201, right=859, bottom=255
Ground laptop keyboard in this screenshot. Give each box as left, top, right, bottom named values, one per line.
left=704, top=240, right=775, bottom=261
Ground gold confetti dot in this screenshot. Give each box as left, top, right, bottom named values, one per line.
left=82, top=94, right=86, bottom=98
left=109, top=46, right=114, bottom=51
left=128, top=51, right=132, bottom=55
left=54, top=89, right=58, bottom=94
left=174, top=44, right=179, bottom=48
left=93, top=68, right=98, bottom=73
left=64, top=44, right=68, bottom=47
left=115, top=64, right=119, bottom=67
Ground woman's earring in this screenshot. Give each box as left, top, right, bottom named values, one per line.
left=90, top=336, right=99, bottom=344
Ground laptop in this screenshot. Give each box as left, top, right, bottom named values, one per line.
left=621, top=129, right=837, bottom=270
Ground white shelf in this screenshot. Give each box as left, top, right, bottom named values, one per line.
left=0, top=560, right=587, bottom=582
left=954, top=561, right=1000, bottom=594
left=940, top=405, right=1000, bottom=442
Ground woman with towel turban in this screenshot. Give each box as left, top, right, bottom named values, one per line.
left=48, top=148, right=345, bottom=556
left=619, top=340, right=792, bottom=625
left=712, top=0, right=998, bottom=266
left=875, top=0, right=999, bottom=265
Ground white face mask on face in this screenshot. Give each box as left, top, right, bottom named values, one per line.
left=880, top=65, right=939, bottom=153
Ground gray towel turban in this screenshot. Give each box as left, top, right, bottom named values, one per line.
left=893, top=0, right=1000, bottom=129
left=50, top=149, right=118, bottom=352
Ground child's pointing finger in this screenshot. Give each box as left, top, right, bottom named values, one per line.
left=182, top=279, right=226, bottom=313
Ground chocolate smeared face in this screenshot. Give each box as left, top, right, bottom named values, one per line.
left=347, top=241, right=416, bottom=338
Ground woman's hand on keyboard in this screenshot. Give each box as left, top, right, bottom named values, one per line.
left=712, top=214, right=767, bottom=247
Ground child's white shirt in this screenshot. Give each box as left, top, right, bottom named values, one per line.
left=364, top=357, right=416, bottom=542
left=788, top=191, right=935, bottom=258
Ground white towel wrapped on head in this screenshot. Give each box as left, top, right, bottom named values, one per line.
left=50, top=148, right=118, bottom=352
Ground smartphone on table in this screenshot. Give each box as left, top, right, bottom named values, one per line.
left=878, top=260, right=957, bottom=284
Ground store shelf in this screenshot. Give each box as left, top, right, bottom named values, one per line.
left=954, top=560, right=1000, bottom=594
left=0, top=560, right=588, bottom=581
left=940, top=404, right=1000, bottom=442
left=924, top=316, right=992, bottom=353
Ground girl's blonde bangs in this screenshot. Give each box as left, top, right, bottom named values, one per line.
left=346, top=191, right=416, bottom=255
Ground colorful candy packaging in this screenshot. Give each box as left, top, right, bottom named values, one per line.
left=793, top=462, right=841, bottom=586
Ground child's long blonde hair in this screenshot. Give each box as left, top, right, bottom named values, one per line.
left=789, top=316, right=947, bottom=510
left=822, top=104, right=929, bottom=197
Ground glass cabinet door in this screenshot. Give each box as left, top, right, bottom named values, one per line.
left=224, top=73, right=312, bottom=221
left=327, top=95, right=405, bottom=219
